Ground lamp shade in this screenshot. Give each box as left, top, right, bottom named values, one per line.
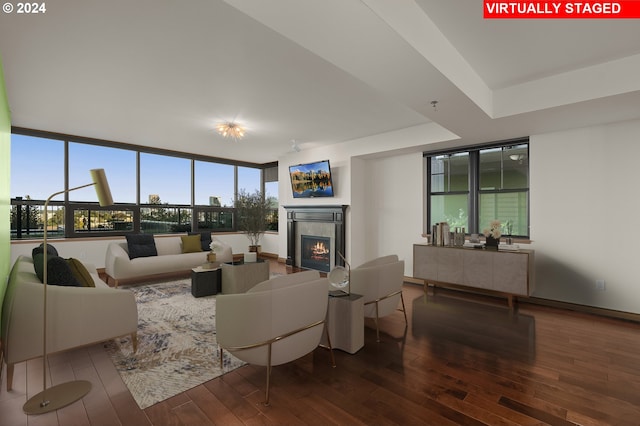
left=90, top=168, right=113, bottom=206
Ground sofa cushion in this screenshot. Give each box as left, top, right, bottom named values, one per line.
left=189, top=231, right=212, bottom=252
left=181, top=234, right=203, bottom=253
left=67, top=258, right=96, bottom=287
left=126, top=234, right=158, bottom=259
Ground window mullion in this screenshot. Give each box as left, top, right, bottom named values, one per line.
left=469, top=150, right=479, bottom=234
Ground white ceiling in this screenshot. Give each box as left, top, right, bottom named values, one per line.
left=1, top=0, right=640, bottom=164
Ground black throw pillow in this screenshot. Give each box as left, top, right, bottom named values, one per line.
left=33, top=243, right=61, bottom=283
left=32, top=243, right=59, bottom=259
left=47, top=256, right=82, bottom=286
left=126, top=234, right=158, bottom=259
left=189, top=231, right=212, bottom=252
left=33, top=253, right=82, bottom=286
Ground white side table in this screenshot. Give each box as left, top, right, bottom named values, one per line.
left=322, top=293, right=364, bottom=354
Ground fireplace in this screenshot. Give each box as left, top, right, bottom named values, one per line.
left=301, top=235, right=331, bottom=272
left=283, top=205, right=348, bottom=271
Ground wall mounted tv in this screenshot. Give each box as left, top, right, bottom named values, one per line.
left=289, top=160, right=334, bottom=198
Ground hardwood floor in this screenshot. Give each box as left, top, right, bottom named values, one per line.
left=2, top=262, right=640, bottom=425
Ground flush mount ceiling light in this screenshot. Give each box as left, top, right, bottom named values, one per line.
left=216, top=122, right=245, bottom=141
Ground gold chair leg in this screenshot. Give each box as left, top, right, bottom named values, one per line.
left=131, top=332, right=138, bottom=352
left=6, top=363, right=14, bottom=391
left=375, top=302, right=381, bottom=343
left=264, top=343, right=272, bottom=406
left=324, top=324, right=336, bottom=368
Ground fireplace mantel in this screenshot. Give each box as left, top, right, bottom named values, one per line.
left=283, top=205, right=348, bottom=269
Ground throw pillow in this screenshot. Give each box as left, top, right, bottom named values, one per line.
left=181, top=234, right=203, bottom=253
left=126, top=234, right=158, bottom=259
left=189, top=231, right=212, bottom=252
left=32, top=242, right=59, bottom=259
left=67, top=258, right=96, bottom=287
left=32, top=243, right=58, bottom=281
left=48, top=257, right=82, bottom=286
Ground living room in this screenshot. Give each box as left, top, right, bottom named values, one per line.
left=2, top=1, right=640, bottom=424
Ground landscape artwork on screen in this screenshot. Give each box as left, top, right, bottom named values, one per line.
left=289, top=160, right=334, bottom=198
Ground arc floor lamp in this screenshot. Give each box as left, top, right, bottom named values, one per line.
left=23, top=168, right=113, bottom=415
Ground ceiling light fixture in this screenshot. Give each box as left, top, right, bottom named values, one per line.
left=430, top=100, right=439, bottom=111
left=216, top=122, right=245, bottom=141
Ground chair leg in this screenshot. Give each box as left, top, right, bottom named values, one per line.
left=323, top=324, right=336, bottom=368
left=264, top=343, right=272, bottom=406
left=6, top=363, right=14, bottom=391
left=375, top=302, right=381, bottom=343
left=219, top=348, right=224, bottom=369
left=131, top=332, right=138, bottom=352
left=400, top=293, right=408, bottom=326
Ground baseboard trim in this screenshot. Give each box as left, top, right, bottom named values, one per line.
left=524, top=297, right=640, bottom=323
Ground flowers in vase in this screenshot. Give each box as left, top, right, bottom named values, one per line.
left=483, top=220, right=502, bottom=239
left=209, top=241, right=222, bottom=252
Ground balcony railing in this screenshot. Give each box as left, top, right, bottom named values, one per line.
left=10, top=198, right=277, bottom=240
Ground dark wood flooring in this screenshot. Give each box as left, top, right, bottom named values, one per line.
left=2, top=262, right=640, bottom=425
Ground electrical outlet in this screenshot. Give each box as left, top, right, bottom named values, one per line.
left=596, top=280, right=606, bottom=291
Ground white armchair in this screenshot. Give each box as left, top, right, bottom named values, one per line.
left=215, top=270, right=335, bottom=405
left=349, top=254, right=407, bottom=342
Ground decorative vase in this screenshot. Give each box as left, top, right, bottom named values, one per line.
left=485, top=236, right=500, bottom=250
left=207, top=252, right=217, bottom=262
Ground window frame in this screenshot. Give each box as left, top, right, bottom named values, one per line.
left=10, top=127, right=278, bottom=239
left=425, top=138, right=530, bottom=239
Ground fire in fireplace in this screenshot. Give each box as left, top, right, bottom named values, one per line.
left=301, top=235, right=331, bottom=272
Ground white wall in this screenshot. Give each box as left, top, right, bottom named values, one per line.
left=358, top=153, right=424, bottom=274
left=278, top=126, right=433, bottom=273
left=529, top=119, right=640, bottom=313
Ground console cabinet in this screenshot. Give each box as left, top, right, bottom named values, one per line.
left=413, top=244, right=534, bottom=307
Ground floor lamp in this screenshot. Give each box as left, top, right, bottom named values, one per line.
left=23, top=169, right=113, bottom=415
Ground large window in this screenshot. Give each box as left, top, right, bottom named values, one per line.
left=195, top=161, right=235, bottom=207
left=11, top=134, right=64, bottom=200
left=237, top=166, right=261, bottom=195
left=10, top=129, right=277, bottom=239
left=427, top=140, right=529, bottom=238
left=429, top=152, right=469, bottom=231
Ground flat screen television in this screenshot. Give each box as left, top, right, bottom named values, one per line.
left=289, top=160, right=334, bottom=198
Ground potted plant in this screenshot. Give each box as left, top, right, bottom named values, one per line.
left=235, top=189, right=271, bottom=252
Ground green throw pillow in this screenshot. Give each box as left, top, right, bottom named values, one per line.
left=181, top=234, right=202, bottom=253
left=189, top=231, right=212, bottom=252
left=67, top=258, right=95, bottom=287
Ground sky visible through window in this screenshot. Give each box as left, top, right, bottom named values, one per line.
left=10, top=134, right=267, bottom=206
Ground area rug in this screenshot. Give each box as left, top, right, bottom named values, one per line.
left=104, top=279, right=245, bottom=409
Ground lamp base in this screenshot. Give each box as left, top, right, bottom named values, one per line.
left=23, top=380, right=91, bottom=414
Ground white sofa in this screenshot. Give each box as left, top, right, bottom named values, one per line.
left=216, top=270, right=335, bottom=405
left=104, top=235, right=233, bottom=287
left=1, top=255, right=138, bottom=391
